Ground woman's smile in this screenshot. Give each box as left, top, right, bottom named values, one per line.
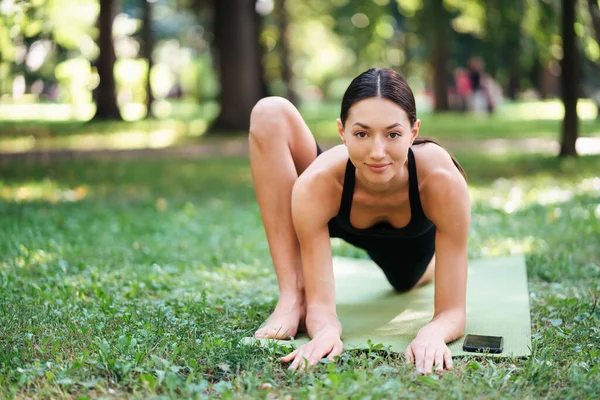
left=366, top=163, right=391, bottom=173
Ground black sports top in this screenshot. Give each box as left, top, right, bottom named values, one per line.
left=330, top=147, right=435, bottom=239
left=326, top=147, right=436, bottom=290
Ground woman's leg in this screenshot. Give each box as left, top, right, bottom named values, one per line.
left=368, top=248, right=435, bottom=292
left=249, top=96, right=319, bottom=339
left=414, top=255, right=435, bottom=288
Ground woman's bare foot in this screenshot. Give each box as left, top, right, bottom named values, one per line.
left=255, top=295, right=306, bottom=339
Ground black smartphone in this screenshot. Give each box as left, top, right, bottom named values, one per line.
left=462, top=334, right=504, bottom=354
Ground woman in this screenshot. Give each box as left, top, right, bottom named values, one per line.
left=248, top=68, right=470, bottom=374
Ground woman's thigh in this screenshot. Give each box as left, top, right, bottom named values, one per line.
left=366, top=242, right=435, bottom=292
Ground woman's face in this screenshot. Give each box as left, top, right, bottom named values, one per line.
left=337, top=97, right=420, bottom=188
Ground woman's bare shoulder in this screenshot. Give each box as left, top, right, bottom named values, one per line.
left=301, top=144, right=348, bottom=181
left=411, top=141, right=463, bottom=186
left=412, top=141, right=470, bottom=224
left=292, top=144, right=348, bottom=222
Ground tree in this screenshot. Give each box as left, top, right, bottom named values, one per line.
left=560, top=0, right=579, bottom=157
left=142, top=0, right=154, bottom=118
left=429, top=0, right=451, bottom=111
left=483, top=0, right=525, bottom=100
left=587, top=0, right=600, bottom=44
left=276, top=0, right=298, bottom=105
left=585, top=0, right=600, bottom=117
left=210, top=0, right=266, bottom=132
left=93, top=0, right=122, bottom=120
left=410, top=0, right=452, bottom=111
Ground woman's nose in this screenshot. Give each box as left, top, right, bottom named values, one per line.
left=370, top=138, right=385, bottom=160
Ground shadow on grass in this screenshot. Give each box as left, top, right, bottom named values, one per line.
left=454, top=152, right=600, bottom=185
left=2, top=151, right=598, bottom=189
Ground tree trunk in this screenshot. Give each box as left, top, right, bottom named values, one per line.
left=255, top=9, right=269, bottom=100
left=538, top=62, right=557, bottom=98
left=507, top=66, right=520, bottom=100
left=210, top=0, right=264, bottom=133
left=560, top=0, right=578, bottom=157
left=588, top=0, right=600, bottom=44
left=586, top=0, right=600, bottom=118
left=432, top=33, right=449, bottom=111
left=276, top=0, right=298, bottom=106
left=430, top=0, right=449, bottom=112
left=93, top=0, right=122, bottom=120
left=142, top=0, right=154, bottom=118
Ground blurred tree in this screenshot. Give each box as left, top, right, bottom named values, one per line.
left=399, top=0, right=453, bottom=111
left=94, top=0, right=122, bottom=120
left=483, top=0, right=524, bottom=100
left=0, top=0, right=98, bottom=97
left=584, top=0, right=600, bottom=117
left=276, top=0, right=298, bottom=105
left=560, top=0, right=579, bottom=157
left=587, top=0, right=600, bottom=43
left=141, top=0, right=154, bottom=118
left=427, top=0, right=451, bottom=111
left=529, top=0, right=560, bottom=99
left=210, top=0, right=266, bottom=132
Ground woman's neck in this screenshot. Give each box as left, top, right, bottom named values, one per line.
left=354, top=161, right=410, bottom=197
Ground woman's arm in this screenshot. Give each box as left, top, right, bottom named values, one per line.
left=405, top=146, right=470, bottom=374
left=280, top=165, right=344, bottom=369
left=423, top=173, right=470, bottom=340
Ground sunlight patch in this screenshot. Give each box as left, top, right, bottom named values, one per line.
left=471, top=176, right=600, bottom=213
left=478, top=236, right=543, bottom=258
left=3, top=245, right=58, bottom=270
left=1, top=180, right=88, bottom=203
left=0, top=128, right=185, bottom=154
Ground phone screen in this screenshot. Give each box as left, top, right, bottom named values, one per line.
left=463, top=334, right=503, bottom=353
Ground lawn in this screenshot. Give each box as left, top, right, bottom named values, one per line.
left=1, top=99, right=600, bottom=155
left=0, top=150, right=599, bottom=399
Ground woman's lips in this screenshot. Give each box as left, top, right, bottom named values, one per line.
left=367, top=163, right=390, bottom=173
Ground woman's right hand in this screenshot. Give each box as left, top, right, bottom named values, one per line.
left=280, top=327, right=343, bottom=370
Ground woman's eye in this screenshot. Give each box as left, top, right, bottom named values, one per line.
left=389, top=132, right=401, bottom=139
left=355, top=131, right=368, bottom=138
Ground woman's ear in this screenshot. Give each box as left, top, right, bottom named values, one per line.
left=337, top=119, right=346, bottom=145
left=410, top=119, right=421, bottom=145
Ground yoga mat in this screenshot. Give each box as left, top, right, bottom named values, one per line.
left=243, top=255, right=531, bottom=358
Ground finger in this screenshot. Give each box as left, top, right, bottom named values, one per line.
left=288, top=348, right=308, bottom=370
left=326, top=342, right=343, bottom=361
left=444, top=351, right=453, bottom=370
left=289, top=353, right=306, bottom=370
left=280, top=348, right=299, bottom=363
left=434, top=350, right=445, bottom=373
left=307, top=344, right=330, bottom=366
left=293, top=346, right=316, bottom=371
left=403, top=347, right=414, bottom=364
left=413, top=346, right=426, bottom=372
left=421, top=348, right=435, bottom=375
left=302, top=349, right=320, bottom=370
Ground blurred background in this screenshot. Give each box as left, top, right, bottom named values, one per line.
left=0, top=0, right=597, bottom=156
left=1, top=5, right=599, bottom=397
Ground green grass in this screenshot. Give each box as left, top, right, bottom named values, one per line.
left=0, top=152, right=599, bottom=399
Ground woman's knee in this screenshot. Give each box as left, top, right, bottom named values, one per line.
left=249, top=96, right=297, bottom=143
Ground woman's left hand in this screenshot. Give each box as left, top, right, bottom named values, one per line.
left=403, top=332, right=453, bottom=374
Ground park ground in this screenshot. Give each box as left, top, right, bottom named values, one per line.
left=0, top=100, right=599, bottom=399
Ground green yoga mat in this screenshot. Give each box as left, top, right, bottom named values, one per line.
left=244, top=255, right=531, bottom=358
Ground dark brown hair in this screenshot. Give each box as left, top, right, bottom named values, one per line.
left=340, top=68, right=467, bottom=181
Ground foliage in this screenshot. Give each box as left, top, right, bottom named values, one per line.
left=3, top=0, right=597, bottom=105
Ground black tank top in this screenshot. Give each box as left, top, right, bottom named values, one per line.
left=330, top=147, right=435, bottom=240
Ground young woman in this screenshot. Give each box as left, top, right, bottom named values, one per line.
left=248, top=68, right=470, bottom=374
